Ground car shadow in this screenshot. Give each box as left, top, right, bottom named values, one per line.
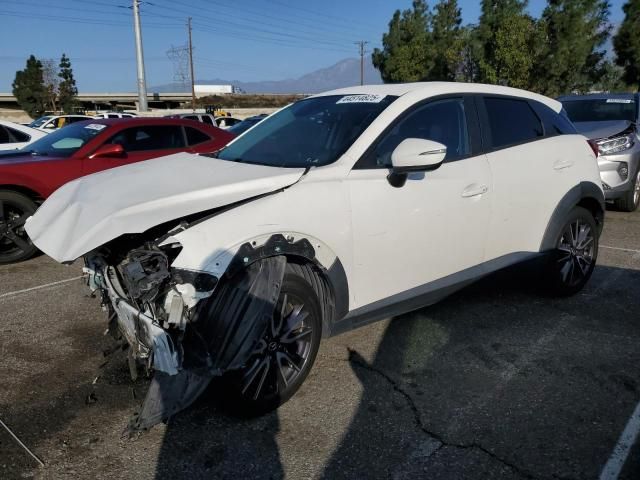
left=150, top=261, right=640, bottom=479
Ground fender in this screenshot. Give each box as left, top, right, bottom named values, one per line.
left=539, top=181, right=605, bottom=251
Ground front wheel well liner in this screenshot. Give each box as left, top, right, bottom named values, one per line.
left=225, top=234, right=348, bottom=337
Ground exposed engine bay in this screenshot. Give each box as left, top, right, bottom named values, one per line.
left=84, top=227, right=294, bottom=431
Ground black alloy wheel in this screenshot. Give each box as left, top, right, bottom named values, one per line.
left=224, top=269, right=322, bottom=416
left=0, top=191, right=38, bottom=264
left=546, top=206, right=598, bottom=296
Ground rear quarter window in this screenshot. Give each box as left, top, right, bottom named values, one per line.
left=185, top=127, right=211, bottom=146
left=530, top=101, right=577, bottom=136
left=484, top=97, right=544, bottom=150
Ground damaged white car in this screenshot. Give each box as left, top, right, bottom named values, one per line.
left=26, top=83, right=604, bottom=429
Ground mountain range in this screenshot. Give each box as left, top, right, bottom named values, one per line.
left=150, top=57, right=382, bottom=94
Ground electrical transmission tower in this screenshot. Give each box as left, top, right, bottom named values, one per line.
left=166, top=44, right=190, bottom=91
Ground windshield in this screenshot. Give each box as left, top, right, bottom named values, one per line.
left=29, top=116, right=52, bottom=128
left=216, top=94, right=397, bottom=167
left=22, top=121, right=107, bottom=157
left=227, top=116, right=265, bottom=136
left=562, top=98, right=637, bottom=123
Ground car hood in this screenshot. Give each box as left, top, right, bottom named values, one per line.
left=573, top=120, right=634, bottom=140
left=26, top=153, right=306, bottom=263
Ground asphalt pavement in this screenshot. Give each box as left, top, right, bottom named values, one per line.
left=1, top=209, right=639, bottom=480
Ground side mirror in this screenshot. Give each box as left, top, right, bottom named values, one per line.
left=44, top=123, right=55, bottom=129
left=89, top=143, right=125, bottom=159
left=388, top=138, right=447, bottom=188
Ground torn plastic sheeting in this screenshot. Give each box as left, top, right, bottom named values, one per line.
left=130, top=255, right=287, bottom=431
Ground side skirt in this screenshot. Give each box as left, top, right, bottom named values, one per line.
left=329, top=251, right=542, bottom=337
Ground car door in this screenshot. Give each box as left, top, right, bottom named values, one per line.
left=347, top=96, right=492, bottom=310
left=478, top=96, right=579, bottom=260
left=82, top=124, right=188, bottom=175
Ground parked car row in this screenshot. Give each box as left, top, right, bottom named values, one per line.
left=23, top=82, right=607, bottom=425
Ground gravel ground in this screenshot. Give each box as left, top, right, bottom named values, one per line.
left=0, top=208, right=639, bottom=480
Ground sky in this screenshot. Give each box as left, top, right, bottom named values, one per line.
left=0, top=0, right=628, bottom=92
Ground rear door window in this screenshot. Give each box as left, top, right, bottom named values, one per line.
left=185, top=127, right=211, bottom=146
left=107, top=125, right=186, bottom=151
left=483, top=97, right=544, bottom=149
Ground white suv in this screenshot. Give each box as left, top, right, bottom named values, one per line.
left=27, top=82, right=604, bottom=428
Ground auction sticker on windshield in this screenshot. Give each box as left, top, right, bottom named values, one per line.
left=606, top=99, right=633, bottom=104
left=85, top=124, right=107, bottom=131
left=337, top=94, right=386, bottom=104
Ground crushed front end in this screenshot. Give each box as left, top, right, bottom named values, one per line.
left=84, top=234, right=287, bottom=431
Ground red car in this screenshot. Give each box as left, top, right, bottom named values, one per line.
left=0, top=117, right=234, bottom=263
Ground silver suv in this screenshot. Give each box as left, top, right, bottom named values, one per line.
left=559, top=93, right=640, bottom=212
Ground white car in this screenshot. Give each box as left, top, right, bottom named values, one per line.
left=93, top=112, right=137, bottom=119
left=28, top=114, right=94, bottom=132
left=27, top=82, right=604, bottom=428
left=0, top=120, right=46, bottom=151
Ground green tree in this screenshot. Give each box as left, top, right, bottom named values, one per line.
left=429, top=0, right=464, bottom=81
left=536, top=0, right=611, bottom=96
left=591, top=59, right=628, bottom=91
left=58, top=53, right=78, bottom=114
left=476, top=0, right=540, bottom=87
left=613, top=0, right=640, bottom=90
left=12, top=55, right=47, bottom=119
left=372, top=0, right=433, bottom=83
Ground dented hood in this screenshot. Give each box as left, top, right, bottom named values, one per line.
left=26, top=152, right=305, bottom=263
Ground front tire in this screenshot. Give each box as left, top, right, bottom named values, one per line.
left=0, top=190, right=38, bottom=264
left=222, top=265, right=322, bottom=416
left=615, top=167, right=640, bottom=212
left=544, top=206, right=598, bottom=297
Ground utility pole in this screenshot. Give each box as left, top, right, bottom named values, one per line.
left=132, top=0, right=148, bottom=111
left=187, top=17, right=196, bottom=112
left=355, top=41, right=368, bottom=86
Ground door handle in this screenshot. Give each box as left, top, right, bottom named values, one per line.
left=553, top=159, right=574, bottom=170
left=461, top=184, right=488, bottom=198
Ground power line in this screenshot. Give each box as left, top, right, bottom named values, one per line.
left=0, top=10, right=180, bottom=28
left=147, top=0, right=357, bottom=50
left=155, top=0, right=377, bottom=43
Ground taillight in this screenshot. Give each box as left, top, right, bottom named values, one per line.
left=587, top=139, right=599, bottom=158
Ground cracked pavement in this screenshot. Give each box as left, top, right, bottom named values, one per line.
left=1, top=209, right=639, bottom=479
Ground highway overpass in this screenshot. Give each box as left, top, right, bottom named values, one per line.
left=0, top=92, right=193, bottom=110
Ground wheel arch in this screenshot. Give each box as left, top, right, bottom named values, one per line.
left=0, top=184, right=45, bottom=203
left=219, top=233, right=350, bottom=337
left=540, top=181, right=605, bottom=251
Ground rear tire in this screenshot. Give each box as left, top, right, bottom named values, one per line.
left=615, top=167, right=640, bottom=212
left=543, top=206, right=598, bottom=297
left=0, top=190, right=38, bottom=264
left=221, top=264, right=322, bottom=416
